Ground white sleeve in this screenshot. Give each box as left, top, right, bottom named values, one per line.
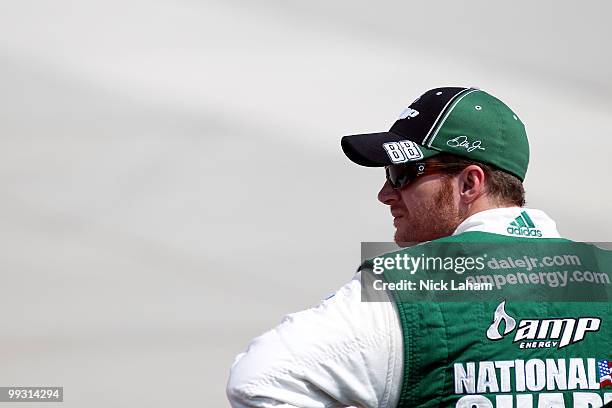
left=226, top=272, right=403, bottom=408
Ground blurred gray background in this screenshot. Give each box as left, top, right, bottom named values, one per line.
left=1, top=0, right=611, bottom=406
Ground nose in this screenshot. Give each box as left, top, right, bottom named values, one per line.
left=378, top=179, right=400, bottom=205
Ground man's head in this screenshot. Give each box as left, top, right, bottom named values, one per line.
left=341, top=87, right=529, bottom=244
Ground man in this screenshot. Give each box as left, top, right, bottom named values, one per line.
left=227, top=87, right=611, bottom=407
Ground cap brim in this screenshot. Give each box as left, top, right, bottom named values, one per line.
left=341, top=131, right=440, bottom=167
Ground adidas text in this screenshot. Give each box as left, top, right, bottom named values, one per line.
left=506, top=226, right=543, bottom=237
left=507, top=211, right=542, bottom=237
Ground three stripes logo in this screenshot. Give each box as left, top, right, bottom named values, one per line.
left=507, top=211, right=543, bottom=237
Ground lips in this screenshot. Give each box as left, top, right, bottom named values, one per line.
left=391, top=209, right=405, bottom=218
left=392, top=212, right=404, bottom=226
left=390, top=207, right=404, bottom=218
left=390, top=207, right=405, bottom=227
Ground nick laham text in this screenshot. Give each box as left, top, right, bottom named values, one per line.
left=373, top=279, right=494, bottom=291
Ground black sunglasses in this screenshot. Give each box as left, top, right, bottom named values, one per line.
left=385, top=162, right=466, bottom=189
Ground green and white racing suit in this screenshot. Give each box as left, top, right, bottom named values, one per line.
left=227, top=207, right=611, bottom=407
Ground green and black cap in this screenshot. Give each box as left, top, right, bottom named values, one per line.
left=341, top=87, right=530, bottom=180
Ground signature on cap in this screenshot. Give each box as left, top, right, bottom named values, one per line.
left=447, top=135, right=485, bottom=152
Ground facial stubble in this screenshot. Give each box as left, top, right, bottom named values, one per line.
left=394, top=177, right=464, bottom=245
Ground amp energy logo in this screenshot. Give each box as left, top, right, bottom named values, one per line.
left=486, top=301, right=601, bottom=349
left=397, top=107, right=419, bottom=120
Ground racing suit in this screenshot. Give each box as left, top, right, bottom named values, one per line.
left=226, top=207, right=568, bottom=407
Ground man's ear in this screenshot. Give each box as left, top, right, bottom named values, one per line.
left=458, top=165, right=486, bottom=204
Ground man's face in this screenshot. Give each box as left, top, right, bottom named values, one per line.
left=378, top=165, right=463, bottom=245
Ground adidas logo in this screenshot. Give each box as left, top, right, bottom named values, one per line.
left=506, top=211, right=542, bottom=237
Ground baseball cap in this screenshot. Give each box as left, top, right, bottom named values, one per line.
left=341, top=87, right=530, bottom=181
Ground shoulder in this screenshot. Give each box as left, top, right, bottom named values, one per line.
left=227, top=273, right=403, bottom=407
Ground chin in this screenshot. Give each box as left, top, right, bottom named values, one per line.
left=394, top=230, right=421, bottom=247
left=395, top=226, right=448, bottom=246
